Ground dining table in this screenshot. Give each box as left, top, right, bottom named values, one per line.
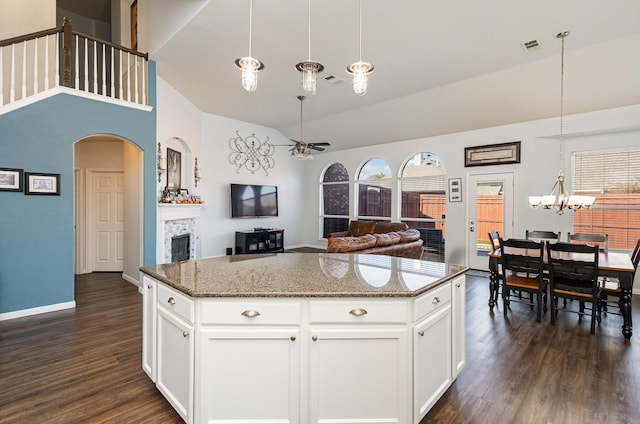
left=488, top=247, right=636, bottom=339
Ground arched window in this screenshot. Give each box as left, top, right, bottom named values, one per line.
left=320, top=163, right=350, bottom=238
left=400, top=152, right=446, bottom=259
left=356, top=158, right=392, bottom=221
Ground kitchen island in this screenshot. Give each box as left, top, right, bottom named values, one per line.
left=141, top=252, right=468, bottom=424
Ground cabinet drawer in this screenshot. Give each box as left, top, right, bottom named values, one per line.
left=158, top=283, right=194, bottom=323
left=200, top=300, right=301, bottom=325
left=414, top=282, right=451, bottom=322
left=309, top=300, right=408, bottom=324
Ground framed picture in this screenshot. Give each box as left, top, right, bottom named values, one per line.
left=449, top=177, right=462, bottom=202
left=25, top=172, right=60, bottom=195
left=0, top=168, right=23, bottom=192
left=465, top=141, right=521, bottom=167
left=166, top=148, right=181, bottom=190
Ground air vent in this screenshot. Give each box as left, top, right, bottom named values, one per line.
left=324, top=75, right=345, bottom=84
left=522, top=39, right=540, bottom=52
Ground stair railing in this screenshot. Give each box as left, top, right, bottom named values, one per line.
left=0, top=17, right=149, bottom=108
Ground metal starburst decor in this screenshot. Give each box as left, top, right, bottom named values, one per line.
left=228, top=130, right=275, bottom=175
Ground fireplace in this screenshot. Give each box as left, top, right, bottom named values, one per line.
left=157, top=204, right=202, bottom=264
left=171, top=234, right=190, bottom=262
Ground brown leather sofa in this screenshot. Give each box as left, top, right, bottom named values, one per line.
left=326, top=221, right=424, bottom=259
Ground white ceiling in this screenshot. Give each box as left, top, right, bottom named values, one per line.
left=151, top=0, right=640, bottom=151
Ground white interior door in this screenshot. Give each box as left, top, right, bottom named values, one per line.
left=467, top=173, right=514, bottom=270
left=91, top=171, right=124, bottom=272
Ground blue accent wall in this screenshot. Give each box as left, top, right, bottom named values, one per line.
left=0, top=61, right=157, bottom=314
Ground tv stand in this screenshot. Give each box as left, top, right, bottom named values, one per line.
left=235, top=229, right=284, bottom=254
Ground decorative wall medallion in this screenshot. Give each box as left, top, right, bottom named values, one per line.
left=228, top=131, right=275, bottom=175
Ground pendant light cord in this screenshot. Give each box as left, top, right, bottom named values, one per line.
left=558, top=32, right=566, bottom=175
left=358, top=0, right=363, bottom=61
left=248, top=0, right=254, bottom=57
left=307, top=0, right=312, bottom=61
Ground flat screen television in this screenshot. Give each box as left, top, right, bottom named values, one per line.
left=230, top=184, right=279, bottom=218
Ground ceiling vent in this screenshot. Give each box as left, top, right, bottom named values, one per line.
left=522, top=39, right=540, bottom=52
left=324, top=75, right=345, bottom=84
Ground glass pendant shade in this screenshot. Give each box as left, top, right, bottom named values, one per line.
left=296, top=61, right=324, bottom=95
left=347, top=61, right=373, bottom=96
left=235, top=57, right=264, bottom=92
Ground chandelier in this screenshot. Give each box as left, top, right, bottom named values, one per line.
left=295, top=0, right=324, bottom=95
left=346, top=0, right=374, bottom=96
left=528, top=31, right=595, bottom=214
left=234, top=0, right=264, bottom=92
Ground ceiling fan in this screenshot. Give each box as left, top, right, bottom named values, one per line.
left=278, top=95, right=330, bottom=159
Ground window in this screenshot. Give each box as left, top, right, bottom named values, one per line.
left=321, top=163, right=350, bottom=238
left=400, top=152, right=447, bottom=259
left=572, top=148, right=640, bottom=250
left=356, top=158, right=392, bottom=221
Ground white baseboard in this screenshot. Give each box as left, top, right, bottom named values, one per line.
left=0, top=301, right=76, bottom=321
left=122, top=272, right=140, bottom=288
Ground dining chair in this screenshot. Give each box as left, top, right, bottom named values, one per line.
left=525, top=230, right=561, bottom=243
left=499, top=238, right=547, bottom=322
left=488, top=231, right=502, bottom=303
left=567, top=232, right=609, bottom=253
left=599, top=238, right=640, bottom=316
left=546, top=242, right=601, bottom=334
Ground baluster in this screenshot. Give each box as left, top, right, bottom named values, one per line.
left=126, top=52, right=131, bottom=101
left=134, top=55, right=139, bottom=104
left=0, top=46, right=3, bottom=105
left=21, top=40, right=27, bottom=98
left=110, top=46, right=115, bottom=98
left=93, top=40, right=97, bottom=93
left=101, top=43, right=106, bottom=95
left=10, top=44, right=15, bottom=102
left=84, top=37, right=88, bottom=92
left=141, top=58, right=147, bottom=105
left=118, top=49, right=123, bottom=100
left=55, top=32, right=60, bottom=88
left=44, top=35, right=49, bottom=90
left=33, top=38, right=38, bottom=94
left=74, top=35, right=79, bottom=89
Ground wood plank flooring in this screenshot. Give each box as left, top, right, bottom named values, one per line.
left=1, top=271, right=638, bottom=423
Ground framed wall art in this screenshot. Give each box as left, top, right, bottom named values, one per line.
left=0, top=168, right=23, bottom=192
left=448, top=177, right=462, bottom=202
left=166, top=148, right=181, bottom=190
left=25, top=172, right=60, bottom=195
left=465, top=141, right=521, bottom=167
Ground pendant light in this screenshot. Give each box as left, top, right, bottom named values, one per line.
left=528, top=31, right=595, bottom=214
left=234, top=0, right=264, bottom=92
left=295, top=0, right=324, bottom=95
left=346, top=0, right=374, bottom=96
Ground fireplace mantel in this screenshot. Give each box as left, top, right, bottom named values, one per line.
left=157, top=204, right=203, bottom=221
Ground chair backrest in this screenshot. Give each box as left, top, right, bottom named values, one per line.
left=525, top=230, right=561, bottom=242
left=631, top=238, right=640, bottom=276
left=546, top=242, right=599, bottom=293
left=567, top=232, right=608, bottom=253
left=499, top=238, right=544, bottom=279
left=488, top=231, right=501, bottom=251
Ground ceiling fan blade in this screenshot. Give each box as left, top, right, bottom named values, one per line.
left=309, top=145, right=326, bottom=152
left=309, top=142, right=330, bottom=147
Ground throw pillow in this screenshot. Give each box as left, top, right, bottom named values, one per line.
left=349, top=221, right=377, bottom=237
left=373, top=222, right=408, bottom=234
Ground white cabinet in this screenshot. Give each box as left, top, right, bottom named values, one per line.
left=451, top=275, right=466, bottom=378
left=308, top=300, right=410, bottom=424
left=142, top=275, right=157, bottom=381
left=156, top=285, right=194, bottom=424
left=413, top=283, right=452, bottom=423
left=197, top=300, right=301, bottom=424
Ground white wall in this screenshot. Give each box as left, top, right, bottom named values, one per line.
left=123, top=141, right=143, bottom=285
left=0, top=0, right=55, bottom=39
left=302, top=104, right=640, bottom=270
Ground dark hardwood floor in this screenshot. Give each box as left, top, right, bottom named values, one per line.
left=1, top=271, right=638, bottom=423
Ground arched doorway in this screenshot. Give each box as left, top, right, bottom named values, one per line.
left=74, top=135, right=144, bottom=285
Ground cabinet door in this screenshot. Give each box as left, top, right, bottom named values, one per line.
left=451, top=275, right=466, bottom=378
left=309, top=327, right=409, bottom=424
left=414, top=304, right=452, bottom=423
left=197, top=327, right=300, bottom=424
left=142, top=276, right=157, bottom=381
left=157, top=307, right=194, bottom=424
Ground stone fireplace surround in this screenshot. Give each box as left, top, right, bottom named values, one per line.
left=157, top=204, right=202, bottom=264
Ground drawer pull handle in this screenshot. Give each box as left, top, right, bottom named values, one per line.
left=456, top=282, right=462, bottom=288
left=418, top=330, right=425, bottom=337
left=312, top=335, right=318, bottom=341
left=147, top=284, right=153, bottom=289
left=168, top=297, right=176, bottom=305
left=241, top=310, right=261, bottom=318
left=182, top=331, right=189, bottom=338
left=290, top=336, right=296, bottom=341
left=432, top=296, right=440, bottom=304
left=349, top=308, right=368, bottom=316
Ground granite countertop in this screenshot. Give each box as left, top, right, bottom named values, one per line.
left=141, top=253, right=468, bottom=298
